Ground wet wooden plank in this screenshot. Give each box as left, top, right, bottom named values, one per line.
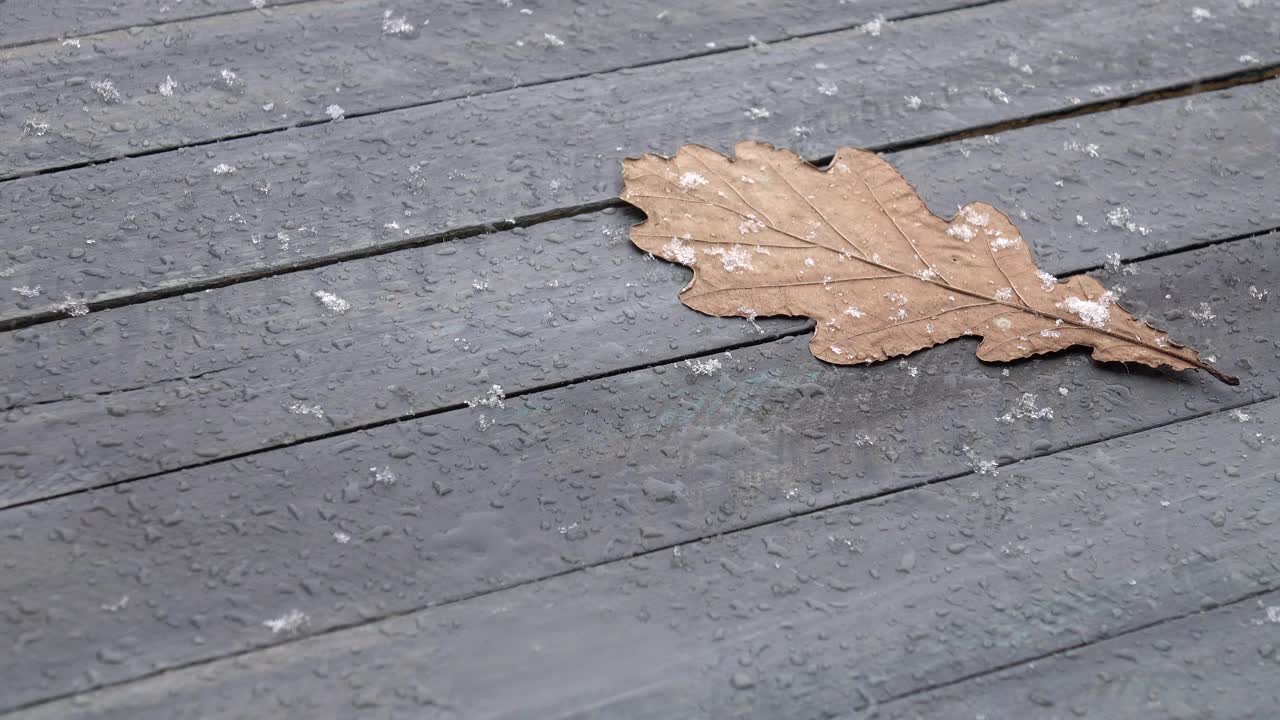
left=3, top=0, right=1277, bottom=327
left=2, top=81, right=1276, bottom=505
left=0, top=0, right=978, bottom=178
left=1, top=236, right=1273, bottom=710
left=0, top=0, right=296, bottom=49
left=13, top=396, right=1278, bottom=718
left=880, top=590, right=1280, bottom=719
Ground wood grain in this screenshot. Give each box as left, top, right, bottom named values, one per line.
left=2, top=81, right=1276, bottom=506
left=880, top=590, right=1280, bottom=719
left=3, top=0, right=1276, bottom=327
left=0, top=235, right=1273, bottom=711
left=0, top=0, right=980, bottom=177
left=0, top=0, right=297, bottom=49
left=12, top=397, right=1277, bottom=718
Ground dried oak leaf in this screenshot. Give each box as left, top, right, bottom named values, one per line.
left=620, top=141, right=1236, bottom=385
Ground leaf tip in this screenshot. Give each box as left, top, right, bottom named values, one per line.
left=1205, top=366, right=1241, bottom=386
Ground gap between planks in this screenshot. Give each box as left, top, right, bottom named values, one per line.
left=4, top=392, right=1273, bottom=718
left=868, top=584, right=1280, bottom=715
left=0, top=0, right=316, bottom=51
left=0, top=0, right=1012, bottom=183
left=2, top=65, right=1277, bottom=336
left=1, top=222, right=1273, bottom=512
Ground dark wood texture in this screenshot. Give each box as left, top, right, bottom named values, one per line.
left=0, top=0, right=980, bottom=178
left=2, top=82, right=1276, bottom=506
left=2, top=0, right=1278, bottom=717
left=1, top=234, right=1274, bottom=710
left=881, top=590, right=1280, bottom=719
left=14, top=398, right=1277, bottom=718
left=3, top=0, right=1277, bottom=327
left=0, top=0, right=297, bottom=49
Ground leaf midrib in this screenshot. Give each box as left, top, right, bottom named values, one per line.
left=627, top=168, right=1227, bottom=381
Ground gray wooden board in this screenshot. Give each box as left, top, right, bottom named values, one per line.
left=1, top=236, right=1275, bottom=710
left=879, top=590, right=1280, bottom=719
left=0, top=0, right=297, bottom=49
left=11, top=397, right=1279, bottom=719
left=3, top=0, right=1278, bottom=327
left=2, top=80, right=1277, bottom=506
left=0, top=0, right=980, bottom=178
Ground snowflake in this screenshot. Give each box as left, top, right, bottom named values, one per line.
left=466, top=385, right=506, bottom=409
left=325, top=104, right=345, bottom=120
left=1058, top=292, right=1116, bottom=328
left=544, top=33, right=565, bottom=47
left=1037, top=270, right=1057, bottom=292
left=212, top=163, right=237, bottom=175
left=905, top=95, right=922, bottom=110
left=962, top=445, right=999, bottom=475
left=262, top=610, right=308, bottom=634
left=382, top=10, right=416, bottom=36
left=158, top=75, right=177, bottom=97
left=704, top=245, right=754, bottom=272
left=11, top=285, right=42, bottom=297
left=738, top=215, right=766, bottom=234
left=1190, top=302, right=1215, bottom=324
left=371, top=466, right=398, bottom=484
left=1105, top=206, right=1150, bottom=235
left=960, top=206, right=989, bottom=227
left=91, top=79, right=122, bottom=103
left=684, top=357, right=722, bottom=376
left=858, top=15, right=886, bottom=36
left=22, top=118, right=50, bottom=136
left=286, top=402, right=324, bottom=418
left=947, top=223, right=975, bottom=242
left=677, top=171, right=708, bottom=190
left=1064, top=140, right=1100, bottom=158
left=313, top=290, right=351, bottom=314
left=996, top=393, right=1054, bottom=424
left=737, top=306, right=765, bottom=334
left=56, top=297, right=90, bottom=317
left=661, top=236, right=697, bottom=265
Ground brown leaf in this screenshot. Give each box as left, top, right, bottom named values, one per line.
left=620, top=141, right=1237, bottom=386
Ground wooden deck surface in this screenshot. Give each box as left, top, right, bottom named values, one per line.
left=1, top=1, right=1278, bottom=718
